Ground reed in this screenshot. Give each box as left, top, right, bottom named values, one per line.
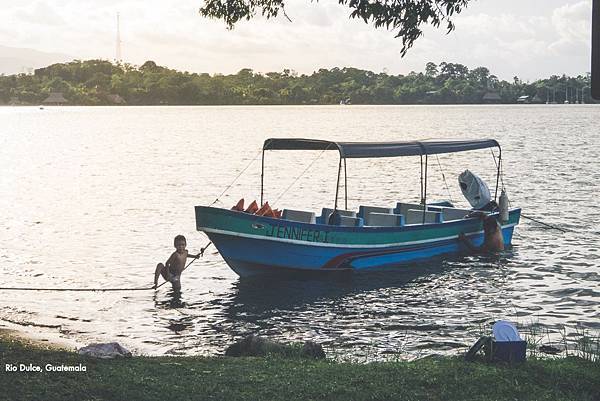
left=467, top=319, right=600, bottom=363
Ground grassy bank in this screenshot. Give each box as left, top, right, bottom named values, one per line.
left=1, top=336, right=599, bottom=401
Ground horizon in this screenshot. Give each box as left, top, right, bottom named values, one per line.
left=2, top=53, right=593, bottom=83
left=0, top=1, right=592, bottom=81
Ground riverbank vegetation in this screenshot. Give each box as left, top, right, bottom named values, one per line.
left=0, top=59, right=595, bottom=106
left=1, top=335, right=599, bottom=401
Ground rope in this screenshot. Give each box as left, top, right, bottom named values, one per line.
left=488, top=149, right=570, bottom=234
left=273, top=144, right=332, bottom=204
left=489, top=149, right=506, bottom=192
left=0, top=286, right=152, bottom=292
left=209, top=149, right=263, bottom=207
left=435, top=154, right=453, bottom=203
left=519, top=214, right=568, bottom=233
left=0, top=242, right=212, bottom=292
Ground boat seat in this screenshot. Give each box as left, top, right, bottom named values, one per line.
left=394, top=202, right=424, bottom=216
left=282, top=209, right=316, bottom=224
left=395, top=202, right=468, bottom=222
left=435, top=207, right=472, bottom=221
left=358, top=206, right=394, bottom=219
left=405, top=209, right=443, bottom=224
left=428, top=200, right=454, bottom=208
left=317, top=208, right=356, bottom=224
left=365, top=212, right=405, bottom=227
left=421, top=205, right=471, bottom=221
left=337, top=216, right=364, bottom=227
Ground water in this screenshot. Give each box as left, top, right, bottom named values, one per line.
left=1, top=105, right=599, bottom=359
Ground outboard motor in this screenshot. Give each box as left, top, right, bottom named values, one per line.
left=458, top=170, right=491, bottom=209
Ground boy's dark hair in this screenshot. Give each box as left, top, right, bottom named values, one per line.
left=174, top=235, right=186, bottom=245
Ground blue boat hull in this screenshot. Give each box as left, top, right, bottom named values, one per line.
left=197, top=206, right=519, bottom=277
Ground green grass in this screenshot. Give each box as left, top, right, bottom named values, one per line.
left=1, top=337, right=599, bottom=401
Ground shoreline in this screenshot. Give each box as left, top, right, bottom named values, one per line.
left=1, top=332, right=599, bottom=401
left=0, top=320, right=77, bottom=352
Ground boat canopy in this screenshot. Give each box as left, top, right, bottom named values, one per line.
left=263, top=138, right=500, bottom=159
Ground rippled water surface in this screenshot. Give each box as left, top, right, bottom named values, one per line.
left=1, top=105, right=599, bottom=359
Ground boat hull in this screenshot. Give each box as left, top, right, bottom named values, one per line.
left=196, top=206, right=520, bottom=277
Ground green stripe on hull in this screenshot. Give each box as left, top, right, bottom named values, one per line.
left=195, top=206, right=521, bottom=247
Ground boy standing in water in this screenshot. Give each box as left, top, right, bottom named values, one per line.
left=154, top=235, right=201, bottom=291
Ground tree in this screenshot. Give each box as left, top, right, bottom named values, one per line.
left=2, top=58, right=597, bottom=105
left=199, top=0, right=471, bottom=55
left=425, top=62, right=438, bottom=78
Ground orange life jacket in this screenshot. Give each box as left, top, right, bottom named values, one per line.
left=231, top=198, right=245, bottom=211
left=244, top=200, right=259, bottom=214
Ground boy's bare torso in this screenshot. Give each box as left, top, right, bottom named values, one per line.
left=167, top=250, right=188, bottom=276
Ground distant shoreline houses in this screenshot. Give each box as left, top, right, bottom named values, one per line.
left=1, top=92, right=127, bottom=106
left=2, top=59, right=594, bottom=106
left=0, top=88, right=591, bottom=106
left=482, top=91, right=501, bottom=103
left=42, top=92, right=68, bottom=105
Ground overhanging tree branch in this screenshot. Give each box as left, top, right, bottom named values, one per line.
left=198, top=0, right=470, bottom=56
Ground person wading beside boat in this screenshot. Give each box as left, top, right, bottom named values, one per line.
left=154, top=235, right=201, bottom=291
left=459, top=213, right=505, bottom=253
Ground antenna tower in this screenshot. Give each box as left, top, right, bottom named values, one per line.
left=116, top=12, right=122, bottom=62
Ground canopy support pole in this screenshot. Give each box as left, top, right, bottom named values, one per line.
left=494, top=146, right=502, bottom=201
left=423, top=154, right=429, bottom=223
left=343, top=157, right=348, bottom=210
left=260, top=148, right=266, bottom=206
left=420, top=155, right=424, bottom=203
left=334, top=156, right=342, bottom=212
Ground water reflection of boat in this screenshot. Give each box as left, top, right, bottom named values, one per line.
left=196, top=139, right=520, bottom=276
left=226, top=260, right=453, bottom=313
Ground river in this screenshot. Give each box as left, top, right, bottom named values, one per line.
left=1, top=105, right=599, bottom=359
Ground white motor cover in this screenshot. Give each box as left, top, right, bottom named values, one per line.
left=458, top=170, right=491, bottom=209
left=492, top=321, right=522, bottom=342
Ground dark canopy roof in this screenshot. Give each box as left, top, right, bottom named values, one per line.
left=263, top=138, right=500, bottom=159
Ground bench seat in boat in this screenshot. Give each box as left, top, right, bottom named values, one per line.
left=405, top=209, right=443, bottom=224
left=358, top=205, right=395, bottom=219
left=282, top=209, right=316, bottom=224
left=317, top=208, right=357, bottom=224
left=364, top=212, right=405, bottom=227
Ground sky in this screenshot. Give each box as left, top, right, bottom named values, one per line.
left=0, top=0, right=592, bottom=81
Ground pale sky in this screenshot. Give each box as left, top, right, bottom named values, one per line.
left=0, top=0, right=592, bottom=81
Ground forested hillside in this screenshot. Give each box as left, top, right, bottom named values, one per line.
left=0, top=59, right=593, bottom=105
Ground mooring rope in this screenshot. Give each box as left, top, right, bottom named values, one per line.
left=518, top=214, right=568, bottom=233
left=0, top=286, right=152, bottom=292
left=435, top=154, right=453, bottom=203
left=273, top=144, right=332, bottom=204
left=488, top=149, right=571, bottom=233
left=489, top=149, right=506, bottom=191
left=0, top=242, right=212, bottom=292
left=209, top=149, right=263, bottom=207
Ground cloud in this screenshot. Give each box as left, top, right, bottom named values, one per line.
left=14, top=1, right=65, bottom=26
left=549, top=1, right=591, bottom=53
left=0, top=0, right=592, bottom=81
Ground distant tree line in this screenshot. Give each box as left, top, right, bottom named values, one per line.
left=0, top=59, right=595, bottom=105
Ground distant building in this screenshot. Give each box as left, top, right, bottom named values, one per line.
left=43, top=92, right=68, bottom=105
left=106, top=94, right=126, bottom=104
left=516, top=95, right=530, bottom=104
left=531, top=94, right=543, bottom=104
left=482, top=91, right=501, bottom=103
